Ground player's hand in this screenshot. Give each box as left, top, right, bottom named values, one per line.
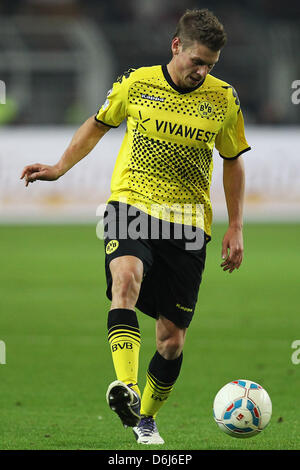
left=20, top=163, right=62, bottom=187
left=220, top=226, right=243, bottom=273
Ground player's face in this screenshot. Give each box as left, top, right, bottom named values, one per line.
left=170, top=38, right=220, bottom=89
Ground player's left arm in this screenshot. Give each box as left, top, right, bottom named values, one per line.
left=221, top=156, right=245, bottom=273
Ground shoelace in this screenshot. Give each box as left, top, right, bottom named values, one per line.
left=138, top=416, right=156, bottom=436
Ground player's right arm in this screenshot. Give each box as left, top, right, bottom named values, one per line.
left=20, top=116, right=110, bottom=187
left=21, top=68, right=134, bottom=186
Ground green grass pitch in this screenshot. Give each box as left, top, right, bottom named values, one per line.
left=0, top=222, right=299, bottom=450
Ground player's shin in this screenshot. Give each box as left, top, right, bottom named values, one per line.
left=140, top=351, right=183, bottom=417
left=107, top=308, right=141, bottom=397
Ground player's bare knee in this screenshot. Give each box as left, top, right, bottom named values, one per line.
left=157, top=335, right=184, bottom=360
left=112, top=270, right=141, bottom=304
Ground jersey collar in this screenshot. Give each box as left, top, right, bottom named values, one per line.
left=161, top=65, right=205, bottom=94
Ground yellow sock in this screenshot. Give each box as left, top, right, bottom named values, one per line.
left=140, top=351, right=183, bottom=417
left=140, top=371, right=174, bottom=418
left=107, top=309, right=141, bottom=397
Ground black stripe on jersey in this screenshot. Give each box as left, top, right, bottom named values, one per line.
left=219, top=146, right=251, bottom=160
left=94, top=115, right=119, bottom=128
left=161, top=65, right=205, bottom=94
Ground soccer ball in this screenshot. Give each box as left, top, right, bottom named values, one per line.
left=213, top=379, right=272, bottom=438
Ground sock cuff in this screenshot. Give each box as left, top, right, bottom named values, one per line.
left=107, top=308, right=139, bottom=330
left=148, top=350, right=183, bottom=384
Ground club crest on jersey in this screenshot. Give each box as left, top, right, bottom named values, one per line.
left=198, top=101, right=214, bottom=118
left=106, top=240, right=119, bottom=255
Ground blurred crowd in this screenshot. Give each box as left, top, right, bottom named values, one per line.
left=0, top=0, right=299, bottom=125
left=1, top=0, right=299, bottom=21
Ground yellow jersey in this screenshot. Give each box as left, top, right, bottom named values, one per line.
left=95, top=65, right=250, bottom=237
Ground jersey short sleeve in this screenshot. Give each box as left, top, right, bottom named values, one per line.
left=95, top=69, right=135, bottom=128
left=215, top=86, right=251, bottom=159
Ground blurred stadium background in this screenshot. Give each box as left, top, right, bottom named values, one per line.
left=0, top=0, right=299, bottom=223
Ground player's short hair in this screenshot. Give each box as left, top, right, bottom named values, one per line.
left=173, top=9, right=227, bottom=52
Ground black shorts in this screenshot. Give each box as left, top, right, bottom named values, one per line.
left=103, top=201, right=207, bottom=328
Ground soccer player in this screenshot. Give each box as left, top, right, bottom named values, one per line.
left=21, top=9, right=250, bottom=445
